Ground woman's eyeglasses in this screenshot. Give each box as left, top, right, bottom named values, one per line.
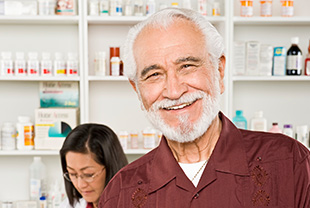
left=63, top=167, right=105, bottom=183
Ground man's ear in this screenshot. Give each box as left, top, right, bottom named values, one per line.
left=218, top=55, right=226, bottom=94
left=129, top=80, right=137, bottom=93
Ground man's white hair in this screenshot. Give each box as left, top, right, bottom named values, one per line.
left=122, top=8, right=225, bottom=81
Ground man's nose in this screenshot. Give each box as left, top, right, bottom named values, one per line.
left=162, top=73, right=187, bottom=100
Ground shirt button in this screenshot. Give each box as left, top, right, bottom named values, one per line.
left=194, top=193, right=199, bottom=199
left=137, top=180, right=143, bottom=185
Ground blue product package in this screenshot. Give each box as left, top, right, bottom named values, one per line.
left=272, top=47, right=286, bottom=76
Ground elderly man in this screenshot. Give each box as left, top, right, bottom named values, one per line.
left=99, top=8, right=310, bottom=207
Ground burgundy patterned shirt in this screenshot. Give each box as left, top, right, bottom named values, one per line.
left=99, top=112, right=310, bottom=207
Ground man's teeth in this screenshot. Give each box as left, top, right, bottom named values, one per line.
left=164, top=102, right=193, bottom=110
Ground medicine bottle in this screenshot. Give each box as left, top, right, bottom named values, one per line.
left=16, top=116, right=34, bottom=150
left=110, top=0, right=122, bottom=16
left=110, top=56, right=121, bottom=76
left=67, top=52, right=78, bottom=76
left=1, top=52, right=14, bottom=76
left=41, top=52, right=53, bottom=76
left=286, top=37, right=302, bottom=76
left=232, top=110, right=247, bottom=130
left=146, top=0, right=156, bottom=17
left=130, top=131, right=139, bottom=149
left=134, top=0, right=143, bottom=16
left=1, top=122, right=16, bottom=150
left=109, top=47, right=120, bottom=75
left=95, top=51, right=107, bottom=76
left=143, top=127, right=157, bottom=149
left=283, top=124, right=293, bottom=138
left=260, top=0, right=272, bottom=17
left=124, top=0, right=133, bottom=16
left=296, top=125, right=309, bottom=148
left=38, top=0, right=56, bottom=15
left=89, top=0, right=99, bottom=16
left=250, top=111, right=267, bottom=132
left=54, top=52, right=66, bottom=76
left=99, top=0, right=109, bottom=16
left=268, top=122, right=282, bottom=133
left=15, top=52, right=27, bottom=76
left=182, top=0, right=191, bottom=9
left=281, top=0, right=294, bottom=17
left=29, top=157, right=47, bottom=205
left=212, top=2, right=220, bottom=16
left=198, top=0, right=207, bottom=16
left=305, top=39, right=310, bottom=76
left=27, top=52, right=40, bottom=76
left=240, top=0, right=253, bottom=17
left=171, top=2, right=179, bottom=8
left=118, top=131, right=129, bottom=150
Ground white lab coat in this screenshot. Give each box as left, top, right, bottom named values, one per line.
left=60, top=197, right=87, bottom=208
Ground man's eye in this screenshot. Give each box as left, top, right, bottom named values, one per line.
left=182, top=64, right=193, bottom=69
left=146, top=72, right=159, bottom=79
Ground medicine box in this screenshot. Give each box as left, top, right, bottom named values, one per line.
left=39, top=81, right=79, bottom=108
left=246, top=41, right=260, bottom=76
left=34, top=108, right=79, bottom=150
left=273, top=47, right=286, bottom=76
left=233, top=41, right=246, bottom=75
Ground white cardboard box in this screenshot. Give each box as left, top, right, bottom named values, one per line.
left=34, top=108, right=79, bottom=150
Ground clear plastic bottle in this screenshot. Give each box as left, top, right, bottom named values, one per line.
left=27, top=52, right=40, bottom=76
left=286, top=37, right=302, bottom=76
left=232, top=110, right=247, bottom=130
left=268, top=122, right=282, bottom=133
left=283, top=124, right=293, bottom=137
left=134, top=0, right=143, bottom=16
left=16, top=116, right=34, bottom=150
left=99, top=0, right=109, bottom=16
left=54, top=52, right=66, bottom=76
left=67, top=52, right=78, bottom=76
left=250, top=111, right=267, bottom=132
left=15, top=52, right=27, bottom=76
left=29, top=157, right=47, bottom=205
left=1, top=52, right=14, bottom=76
left=1, top=122, right=16, bottom=150
left=146, top=0, right=156, bottom=17
left=41, top=52, right=53, bottom=76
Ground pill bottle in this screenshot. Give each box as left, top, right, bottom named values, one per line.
left=268, top=122, right=282, bottom=133
left=16, top=116, right=34, bottom=150
left=130, top=131, right=139, bottom=149
left=250, top=111, right=267, bottom=132
left=281, top=0, right=294, bottom=17
left=283, top=124, right=293, bottom=138
left=27, top=52, right=40, bottom=76
left=1, top=122, right=16, bottom=150
left=124, top=0, right=133, bottom=16
left=142, top=127, right=157, bottom=149
left=38, top=0, right=56, bottom=15
left=134, top=0, right=144, bottom=16
left=15, top=52, right=27, bottom=76
left=54, top=52, right=66, bottom=76
left=110, top=56, right=121, bottom=76
left=41, top=52, right=53, bottom=76
left=198, top=0, right=207, bottom=16
left=1, top=52, right=14, bottom=76
left=99, top=0, right=109, bottom=16
left=171, top=2, right=179, bottom=8
left=146, top=0, right=156, bottom=17
left=89, top=0, right=99, bottom=16
left=95, top=51, right=107, bottom=76
left=118, top=131, right=129, bottom=150
left=67, top=52, right=78, bottom=76
left=240, top=0, right=253, bottom=17
left=109, top=47, right=120, bottom=75
left=260, top=0, right=272, bottom=17
left=212, top=2, right=220, bottom=16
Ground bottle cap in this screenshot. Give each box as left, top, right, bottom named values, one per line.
left=254, top=111, right=263, bottom=118
left=16, top=52, right=25, bottom=59
left=291, top=37, right=299, bottom=44
left=283, top=124, right=292, bottom=128
left=272, top=122, right=278, bottom=125
left=18, top=116, right=31, bottom=123
left=236, top=110, right=243, bottom=116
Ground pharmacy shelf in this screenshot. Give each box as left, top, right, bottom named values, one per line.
left=0, top=15, right=80, bottom=25
left=233, top=16, right=310, bottom=26
left=232, top=76, right=310, bottom=81
left=0, top=149, right=150, bottom=156
left=0, top=76, right=81, bottom=81
left=87, top=15, right=226, bottom=25
left=88, top=75, right=128, bottom=81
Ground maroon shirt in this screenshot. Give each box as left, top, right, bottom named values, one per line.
left=99, top=112, right=310, bottom=207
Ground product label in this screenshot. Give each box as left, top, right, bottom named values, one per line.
left=241, top=6, right=253, bottom=16
left=235, top=121, right=246, bottom=130
left=1, top=130, right=15, bottom=150
left=143, top=133, right=156, bottom=149
left=282, top=6, right=294, bottom=16
left=130, top=134, right=139, bottom=149
left=287, top=55, right=302, bottom=70
left=24, top=125, right=34, bottom=146
left=28, top=62, right=39, bottom=75
left=260, top=3, right=272, bottom=16
left=30, top=178, right=41, bottom=199
left=111, top=61, right=120, bottom=76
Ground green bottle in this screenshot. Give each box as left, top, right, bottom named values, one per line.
left=233, top=110, right=247, bottom=130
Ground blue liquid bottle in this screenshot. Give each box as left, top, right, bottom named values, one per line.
left=233, top=110, right=247, bottom=130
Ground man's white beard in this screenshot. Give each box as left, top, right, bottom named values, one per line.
left=142, top=82, right=221, bottom=143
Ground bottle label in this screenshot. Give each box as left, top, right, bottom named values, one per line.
left=287, top=55, right=302, bottom=70
left=30, top=178, right=41, bottom=199
left=24, top=125, right=34, bottom=146
left=111, top=61, right=120, bottom=76
left=306, top=59, right=310, bottom=75
left=143, top=133, right=156, bottom=149
left=235, top=121, right=246, bottom=130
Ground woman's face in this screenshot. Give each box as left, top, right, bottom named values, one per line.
left=65, top=152, right=106, bottom=206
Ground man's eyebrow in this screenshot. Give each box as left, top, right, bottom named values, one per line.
left=140, top=64, right=161, bottom=78
left=174, top=56, right=202, bottom=64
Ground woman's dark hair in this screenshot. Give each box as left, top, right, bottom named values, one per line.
left=60, top=123, right=128, bottom=206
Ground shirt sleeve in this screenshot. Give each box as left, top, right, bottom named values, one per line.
left=293, top=143, right=310, bottom=208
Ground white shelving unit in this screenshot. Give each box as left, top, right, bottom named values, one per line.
left=1, top=0, right=309, bottom=202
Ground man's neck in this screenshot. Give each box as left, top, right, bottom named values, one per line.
left=167, top=115, right=222, bottom=163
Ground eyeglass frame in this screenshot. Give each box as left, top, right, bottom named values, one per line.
left=63, top=167, right=105, bottom=183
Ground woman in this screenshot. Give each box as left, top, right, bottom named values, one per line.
left=60, top=123, right=128, bottom=208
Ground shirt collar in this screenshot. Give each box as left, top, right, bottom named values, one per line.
left=148, top=112, right=250, bottom=193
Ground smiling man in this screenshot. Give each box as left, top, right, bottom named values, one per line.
left=99, top=8, right=310, bottom=208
